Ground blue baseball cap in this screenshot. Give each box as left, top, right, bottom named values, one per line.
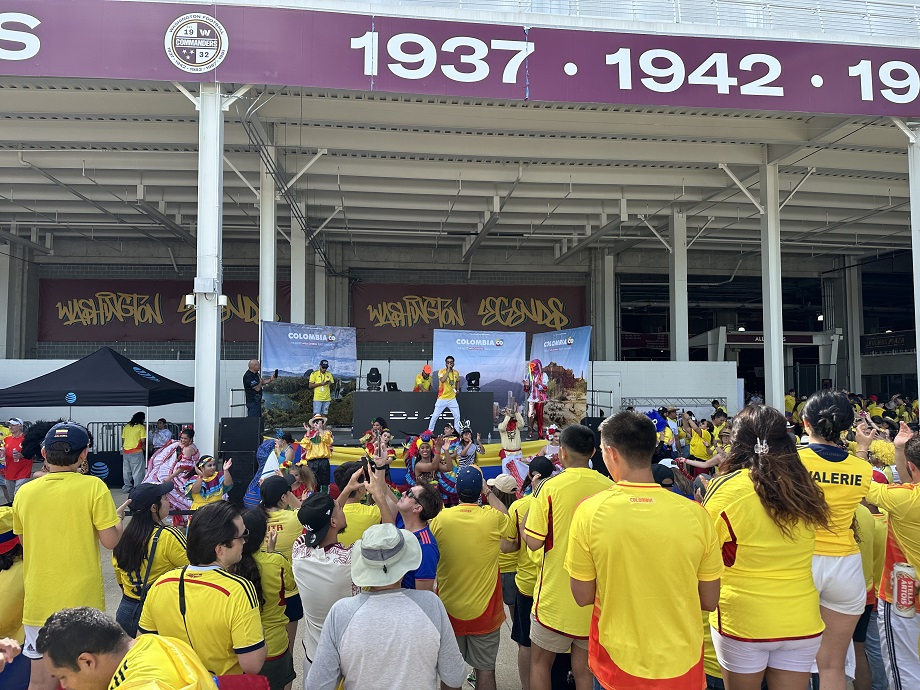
left=43, top=422, right=90, bottom=452
left=456, top=466, right=483, bottom=503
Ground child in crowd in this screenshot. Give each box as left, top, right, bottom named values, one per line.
left=289, top=462, right=316, bottom=500
left=185, top=455, right=233, bottom=511
left=456, top=423, right=485, bottom=468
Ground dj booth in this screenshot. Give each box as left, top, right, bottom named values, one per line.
left=352, top=391, right=494, bottom=438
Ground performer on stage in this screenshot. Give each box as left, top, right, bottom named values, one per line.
left=523, top=358, right=549, bottom=440
left=426, top=356, right=461, bottom=432
left=308, top=359, right=334, bottom=416
left=498, top=404, right=529, bottom=492
left=300, top=414, right=333, bottom=493
left=413, top=364, right=433, bottom=392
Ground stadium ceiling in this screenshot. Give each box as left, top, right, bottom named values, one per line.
left=0, top=77, right=911, bottom=259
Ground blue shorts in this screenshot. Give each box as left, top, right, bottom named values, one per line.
left=285, top=593, right=303, bottom=622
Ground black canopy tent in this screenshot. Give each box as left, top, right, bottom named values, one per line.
left=0, top=347, right=194, bottom=407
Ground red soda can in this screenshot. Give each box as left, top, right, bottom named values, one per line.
left=893, top=562, right=917, bottom=618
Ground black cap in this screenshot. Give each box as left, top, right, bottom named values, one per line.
left=652, top=464, right=675, bottom=486
left=43, top=422, right=90, bottom=452
left=128, top=481, right=174, bottom=514
left=298, top=493, right=336, bottom=547
left=260, top=474, right=295, bottom=508
left=320, top=360, right=329, bottom=367
left=528, top=456, right=556, bottom=480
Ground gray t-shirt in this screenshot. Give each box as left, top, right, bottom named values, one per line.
left=306, top=588, right=466, bottom=690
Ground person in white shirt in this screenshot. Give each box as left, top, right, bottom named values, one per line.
left=149, top=419, right=173, bottom=451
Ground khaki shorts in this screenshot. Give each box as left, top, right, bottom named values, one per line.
left=529, top=615, right=588, bottom=654
left=456, top=628, right=501, bottom=671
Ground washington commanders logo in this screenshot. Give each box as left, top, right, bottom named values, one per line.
left=164, top=14, right=228, bottom=74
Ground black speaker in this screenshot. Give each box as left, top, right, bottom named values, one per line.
left=220, top=417, right=262, bottom=452
left=219, top=450, right=255, bottom=508
left=580, top=416, right=610, bottom=478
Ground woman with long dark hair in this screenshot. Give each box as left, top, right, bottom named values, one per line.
left=111, top=482, right=189, bottom=636
left=703, top=405, right=831, bottom=690
left=121, top=411, right=147, bottom=494
left=259, top=475, right=303, bottom=652
left=799, top=390, right=873, bottom=690
left=232, top=509, right=297, bottom=690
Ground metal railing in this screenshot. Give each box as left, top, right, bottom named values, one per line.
left=363, top=0, right=920, bottom=39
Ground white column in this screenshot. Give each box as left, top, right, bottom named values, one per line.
left=0, top=243, right=10, bottom=358
left=193, top=82, right=225, bottom=454
left=290, top=202, right=307, bottom=324
left=259, top=149, right=277, bottom=325
left=844, top=257, right=863, bottom=391
left=314, top=252, right=326, bottom=325
left=760, top=161, right=785, bottom=409
left=603, top=252, right=615, bottom=360
left=669, top=209, right=689, bottom=361
left=907, top=135, right=920, bottom=392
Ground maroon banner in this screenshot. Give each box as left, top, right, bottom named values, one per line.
left=1, top=2, right=920, bottom=116
left=38, top=279, right=291, bottom=342
left=352, top=283, right=586, bottom=343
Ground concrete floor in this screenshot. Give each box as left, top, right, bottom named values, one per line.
left=101, top=488, right=522, bottom=690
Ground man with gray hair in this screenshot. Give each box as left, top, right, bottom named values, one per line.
left=306, top=523, right=467, bottom=690
left=242, top=359, right=276, bottom=418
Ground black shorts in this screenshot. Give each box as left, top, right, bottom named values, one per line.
left=501, top=572, right=519, bottom=606
left=511, top=590, right=533, bottom=647
left=308, top=458, right=331, bottom=486
left=284, top=592, right=303, bottom=622
left=261, top=649, right=296, bottom=690
left=852, top=603, right=874, bottom=643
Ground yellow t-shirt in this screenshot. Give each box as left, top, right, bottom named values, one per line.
left=138, top=565, right=265, bottom=676
left=855, top=504, right=876, bottom=599
left=872, top=511, right=889, bottom=591
left=430, top=504, right=508, bottom=621
left=867, top=481, right=920, bottom=603
left=252, top=551, right=297, bottom=657
left=108, top=634, right=216, bottom=690
left=437, top=369, right=460, bottom=400
left=505, top=494, right=541, bottom=597
left=565, top=482, right=722, bottom=682
left=0, top=424, right=10, bottom=440
left=688, top=429, right=712, bottom=460
left=113, top=526, right=190, bottom=600
left=13, top=472, right=120, bottom=626
left=122, top=424, right=147, bottom=453
left=784, top=395, right=796, bottom=414
left=702, top=470, right=824, bottom=641
left=525, top=467, right=614, bottom=637
left=309, top=370, right=334, bottom=402
left=414, top=374, right=432, bottom=392
left=0, top=558, right=24, bottom=642
left=799, top=445, right=872, bottom=556
left=262, top=508, right=303, bottom=568
left=339, top=503, right=381, bottom=547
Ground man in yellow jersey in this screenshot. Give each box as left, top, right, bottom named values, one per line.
left=332, top=462, right=394, bottom=547
left=868, top=422, right=920, bottom=689
left=414, top=364, right=433, bottom=392
left=426, top=355, right=461, bottom=432
left=501, top=456, right=555, bottom=690
left=785, top=389, right=797, bottom=417
left=37, top=607, right=215, bottom=690
left=138, top=501, right=266, bottom=676
left=524, top=424, right=614, bottom=690
left=309, top=359, right=334, bottom=416
left=566, top=412, right=722, bottom=690
left=13, top=423, right=129, bottom=690
left=430, top=466, right=510, bottom=690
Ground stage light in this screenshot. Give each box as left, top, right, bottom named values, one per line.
left=737, top=326, right=746, bottom=332
left=465, top=371, right=481, bottom=392
left=366, top=367, right=382, bottom=391
left=817, top=314, right=824, bottom=322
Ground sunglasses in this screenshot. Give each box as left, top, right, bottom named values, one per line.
left=229, top=528, right=250, bottom=544
left=402, top=489, right=419, bottom=503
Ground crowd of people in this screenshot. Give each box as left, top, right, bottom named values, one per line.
left=0, top=386, right=919, bottom=690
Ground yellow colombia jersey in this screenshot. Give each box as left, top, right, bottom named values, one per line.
left=565, top=482, right=722, bottom=683
left=505, top=494, right=541, bottom=597
left=414, top=374, right=432, bottom=392
left=785, top=395, right=796, bottom=414
left=798, top=445, right=872, bottom=556
left=855, top=504, right=876, bottom=601
left=13, top=472, right=120, bottom=627
left=339, top=503, right=381, bottom=547
left=703, top=470, right=824, bottom=641
left=121, top=424, right=146, bottom=453
left=688, top=430, right=712, bottom=460
left=437, top=369, right=460, bottom=400
left=108, top=634, right=216, bottom=690
left=308, top=370, right=333, bottom=402
left=702, top=610, right=721, bottom=681
left=525, top=467, right=614, bottom=638
left=138, top=565, right=265, bottom=676
left=0, top=559, right=24, bottom=642
left=113, top=526, right=189, bottom=600
left=867, top=481, right=920, bottom=603
left=871, top=511, right=889, bottom=591
left=430, top=504, right=507, bottom=621
left=262, top=508, right=303, bottom=568
left=252, top=550, right=297, bottom=657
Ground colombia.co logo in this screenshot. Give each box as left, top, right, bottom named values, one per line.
left=566, top=336, right=575, bottom=345
left=164, top=13, right=228, bottom=74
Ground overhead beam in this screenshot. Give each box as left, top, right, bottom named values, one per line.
left=0, top=226, right=51, bottom=254
left=134, top=200, right=197, bottom=244
left=719, top=164, right=765, bottom=214
left=280, top=149, right=327, bottom=193
left=462, top=167, right=524, bottom=262
left=554, top=215, right=620, bottom=265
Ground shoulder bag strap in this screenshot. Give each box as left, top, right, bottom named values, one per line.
left=136, top=526, right=165, bottom=601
